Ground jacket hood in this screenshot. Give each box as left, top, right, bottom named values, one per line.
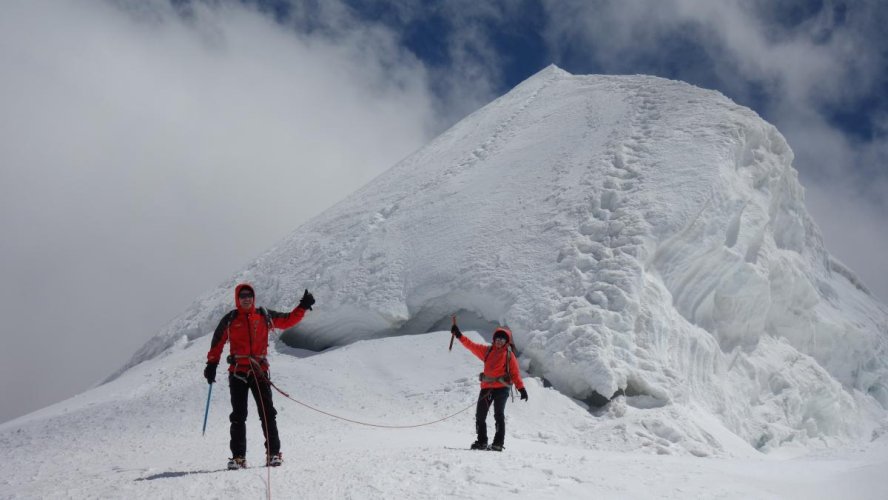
left=234, top=283, right=256, bottom=312
left=493, top=327, right=515, bottom=349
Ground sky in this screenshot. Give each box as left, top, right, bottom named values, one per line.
left=1, top=0, right=886, bottom=423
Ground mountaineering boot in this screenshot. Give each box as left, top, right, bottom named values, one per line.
left=470, top=440, right=489, bottom=450
left=228, top=456, right=247, bottom=470
left=489, top=444, right=504, bottom=452
left=267, top=453, right=283, bottom=467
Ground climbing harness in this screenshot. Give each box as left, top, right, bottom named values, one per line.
left=481, top=344, right=516, bottom=401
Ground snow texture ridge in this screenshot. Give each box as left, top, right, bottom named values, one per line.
left=116, top=65, right=888, bottom=455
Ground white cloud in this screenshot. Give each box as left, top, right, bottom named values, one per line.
left=805, top=178, right=888, bottom=301
left=330, top=0, right=515, bottom=126
left=0, top=0, right=441, bottom=422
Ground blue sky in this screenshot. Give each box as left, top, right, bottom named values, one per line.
left=1, top=0, right=886, bottom=422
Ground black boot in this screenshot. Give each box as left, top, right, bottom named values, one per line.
left=470, top=440, right=489, bottom=450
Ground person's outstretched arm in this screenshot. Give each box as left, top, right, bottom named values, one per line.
left=452, top=324, right=488, bottom=361
left=267, top=289, right=314, bottom=330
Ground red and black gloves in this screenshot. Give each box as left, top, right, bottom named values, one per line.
left=519, top=388, right=528, bottom=401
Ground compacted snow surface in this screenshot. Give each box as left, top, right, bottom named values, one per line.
left=2, top=332, right=887, bottom=499
left=3, top=66, right=887, bottom=498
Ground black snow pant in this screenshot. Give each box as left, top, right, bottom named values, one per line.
left=475, top=387, right=510, bottom=446
left=229, top=371, right=280, bottom=458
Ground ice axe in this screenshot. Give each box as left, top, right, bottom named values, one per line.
left=202, top=382, right=213, bottom=436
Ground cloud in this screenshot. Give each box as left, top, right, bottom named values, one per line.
left=0, top=0, right=441, bottom=422
left=321, top=0, right=531, bottom=126
left=805, top=178, right=888, bottom=299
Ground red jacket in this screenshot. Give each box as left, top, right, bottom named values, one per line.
left=207, top=283, right=308, bottom=372
left=459, top=327, right=525, bottom=390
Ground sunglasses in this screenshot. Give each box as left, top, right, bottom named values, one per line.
left=238, top=293, right=254, bottom=299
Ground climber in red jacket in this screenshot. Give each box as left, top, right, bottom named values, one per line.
left=451, top=318, right=528, bottom=451
left=203, top=283, right=314, bottom=469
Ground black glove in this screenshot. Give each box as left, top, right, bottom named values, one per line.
left=204, top=362, right=218, bottom=384
left=450, top=324, right=462, bottom=339
left=298, top=289, right=315, bottom=310
left=519, top=388, right=528, bottom=401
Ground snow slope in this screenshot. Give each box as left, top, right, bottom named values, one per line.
left=3, top=331, right=888, bottom=499
left=111, top=65, right=888, bottom=457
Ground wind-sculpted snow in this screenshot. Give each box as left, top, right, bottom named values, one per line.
left=117, top=65, right=888, bottom=454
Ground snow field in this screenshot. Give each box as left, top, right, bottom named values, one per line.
left=2, top=331, right=888, bottom=499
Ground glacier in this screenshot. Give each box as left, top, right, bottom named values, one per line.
left=115, top=65, right=888, bottom=455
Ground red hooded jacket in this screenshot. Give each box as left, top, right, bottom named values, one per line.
left=458, top=327, right=525, bottom=390
left=206, top=284, right=308, bottom=372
